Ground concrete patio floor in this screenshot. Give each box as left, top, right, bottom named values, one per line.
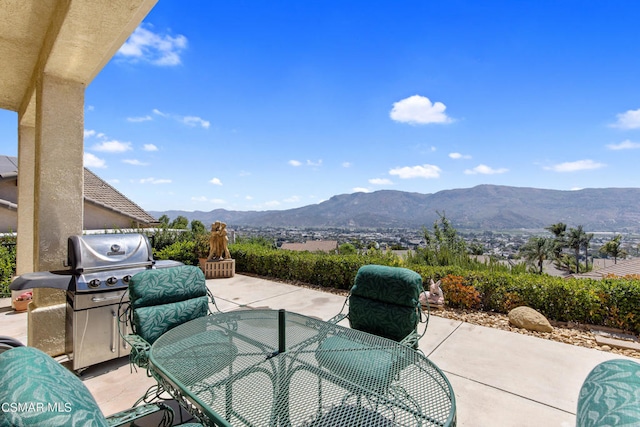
left=1, top=273, right=635, bottom=426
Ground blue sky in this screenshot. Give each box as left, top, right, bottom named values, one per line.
left=2, top=1, right=640, bottom=213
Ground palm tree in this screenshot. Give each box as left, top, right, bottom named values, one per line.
left=545, top=222, right=567, bottom=260
left=582, top=232, right=594, bottom=271
left=567, top=225, right=585, bottom=273
left=519, top=236, right=553, bottom=274
left=599, top=235, right=627, bottom=264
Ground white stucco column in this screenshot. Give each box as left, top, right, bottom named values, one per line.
left=28, top=73, right=85, bottom=356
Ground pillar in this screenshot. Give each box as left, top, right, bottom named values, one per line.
left=27, top=73, right=85, bottom=356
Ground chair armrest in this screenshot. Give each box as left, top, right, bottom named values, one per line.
left=106, top=402, right=173, bottom=427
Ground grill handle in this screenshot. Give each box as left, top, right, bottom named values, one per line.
left=111, top=310, right=117, bottom=353
left=92, top=295, right=124, bottom=303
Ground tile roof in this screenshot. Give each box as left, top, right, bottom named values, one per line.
left=0, top=155, right=157, bottom=225
left=83, top=168, right=157, bottom=225
left=280, top=240, right=338, bottom=253
left=570, top=257, right=640, bottom=279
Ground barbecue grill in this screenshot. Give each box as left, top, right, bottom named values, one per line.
left=10, top=233, right=182, bottom=371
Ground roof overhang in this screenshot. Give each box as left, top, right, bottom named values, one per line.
left=0, top=0, right=158, bottom=125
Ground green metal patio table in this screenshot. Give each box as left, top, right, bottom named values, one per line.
left=149, top=309, right=456, bottom=426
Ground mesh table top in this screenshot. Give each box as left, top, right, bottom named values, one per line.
left=150, top=309, right=456, bottom=427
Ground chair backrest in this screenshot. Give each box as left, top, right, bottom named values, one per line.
left=0, top=346, right=109, bottom=426
left=129, top=265, right=209, bottom=345
left=348, top=265, right=423, bottom=342
left=577, top=359, right=640, bottom=426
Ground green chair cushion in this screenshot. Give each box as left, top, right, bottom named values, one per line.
left=129, top=265, right=206, bottom=309
left=315, top=335, right=399, bottom=392
left=577, top=359, right=640, bottom=426
left=134, top=296, right=209, bottom=345
left=351, top=265, right=422, bottom=308
left=0, top=346, right=109, bottom=427
left=348, top=265, right=422, bottom=343
left=348, top=295, right=418, bottom=342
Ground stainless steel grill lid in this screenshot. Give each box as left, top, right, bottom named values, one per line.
left=67, top=233, right=153, bottom=272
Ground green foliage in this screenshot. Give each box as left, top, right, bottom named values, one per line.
left=229, top=242, right=640, bottom=333
left=338, top=243, right=356, bottom=255
left=230, top=242, right=399, bottom=291
left=0, top=237, right=16, bottom=298
left=169, top=215, right=189, bottom=229
left=600, top=235, right=627, bottom=263
left=190, top=220, right=206, bottom=235
left=154, top=240, right=198, bottom=266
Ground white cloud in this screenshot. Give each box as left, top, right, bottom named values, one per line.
left=211, top=199, right=226, bottom=204
left=606, top=139, right=640, bottom=150
left=611, top=108, right=640, bottom=129
left=182, top=116, right=210, bottom=129
left=84, top=153, right=106, bottom=168
left=117, top=24, right=187, bottom=66
left=139, top=177, right=172, bottom=184
left=342, top=162, right=352, bottom=168
left=210, top=177, right=222, bottom=186
left=264, top=200, right=281, bottom=207
left=238, top=170, right=251, bottom=176
left=543, top=159, right=606, bottom=172
left=369, top=178, right=393, bottom=185
left=92, top=140, right=132, bottom=153
left=389, top=164, right=441, bottom=179
left=352, top=187, right=370, bottom=193
left=122, top=159, right=148, bottom=166
left=289, top=160, right=302, bottom=167
left=245, top=195, right=253, bottom=200
left=151, top=109, right=210, bottom=129
left=306, top=159, right=323, bottom=167
left=390, top=95, right=453, bottom=125
left=143, top=144, right=158, bottom=151
left=86, top=105, right=95, bottom=112
left=449, top=152, right=471, bottom=159
left=284, top=196, right=300, bottom=203
left=84, top=129, right=96, bottom=138
left=109, top=179, right=120, bottom=184
left=464, top=164, right=508, bottom=175
left=191, top=196, right=208, bottom=202
left=127, top=115, right=153, bottom=123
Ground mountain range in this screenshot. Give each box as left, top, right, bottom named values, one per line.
left=150, top=185, right=640, bottom=232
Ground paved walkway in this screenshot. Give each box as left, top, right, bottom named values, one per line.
left=1, top=274, right=634, bottom=426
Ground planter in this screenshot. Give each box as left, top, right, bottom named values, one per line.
left=14, top=299, right=31, bottom=312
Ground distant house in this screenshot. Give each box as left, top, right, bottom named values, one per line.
left=570, top=257, right=640, bottom=280
left=280, top=240, right=338, bottom=253
left=0, top=156, right=158, bottom=233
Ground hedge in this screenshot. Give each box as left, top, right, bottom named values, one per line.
left=229, top=243, right=640, bottom=334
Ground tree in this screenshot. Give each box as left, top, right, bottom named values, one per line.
left=599, top=235, right=627, bottom=264
left=338, top=243, right=356, bottom=255
left=190, top=220, right=206, bottom=235
left=420, top=212, right=468, bottom=266
left=170, top=215, right=189, bottom=229
left=567, top=225, right=586, bottom=274
left=582, top=231, right=594, bottom=271
left=158, top=214, right=170, bottom=226
left=545, top=222, right=566, bottom=260
left=519, top=236, right=553, bottom=274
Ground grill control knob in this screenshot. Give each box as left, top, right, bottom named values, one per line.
left=89, top=279, right=101, bottom=288
left=106, top=277, right=118, bottom=286
left=122, top=275, right=132, bottom=284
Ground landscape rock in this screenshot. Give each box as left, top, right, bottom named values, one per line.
left=508, top=306, right=553, bottom=333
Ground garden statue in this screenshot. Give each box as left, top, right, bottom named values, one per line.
left=208, top=221, right=232, bottom=260
left=420, top=279, right=445, bottom=308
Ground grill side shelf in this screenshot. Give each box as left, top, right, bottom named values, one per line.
left=10, top=271, right=74, bottom=291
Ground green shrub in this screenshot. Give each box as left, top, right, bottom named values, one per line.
left=0, top=238, right=16, bottom=298
left=154, top=240, right=198, bottom=266
left=229, top=243, right=640, bottom=333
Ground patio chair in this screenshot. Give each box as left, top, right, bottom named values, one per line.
left=328, top=264, right=428, bottom=349
left=576, top=359, right=640, bottom=426
left=0, top=346, right=174, bottom=426
left=120, top=265, right=221, bottom=370
left=0, top=335, right=24, bottom=353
